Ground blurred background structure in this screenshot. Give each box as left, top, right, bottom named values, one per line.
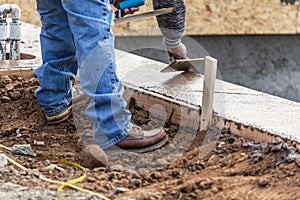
left=2, top=0, right=300, bottom=102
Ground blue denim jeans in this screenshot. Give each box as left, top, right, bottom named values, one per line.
left=34, top=0, right=132, bottom=149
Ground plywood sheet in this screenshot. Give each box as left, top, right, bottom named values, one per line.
left=185, top=0, right=298, bottom=35
left=1, top=0, right=300, bottom=35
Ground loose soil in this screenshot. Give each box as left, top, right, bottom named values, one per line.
left=0, top=72, right=299, bottom=200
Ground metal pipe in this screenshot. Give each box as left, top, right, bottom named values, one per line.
left=0, top=4, right=21, bottom=60
left=0, top=19, right=7, bottom=60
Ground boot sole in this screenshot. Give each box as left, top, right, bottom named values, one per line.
left=105, top=136, right=168, bottom=154
left=46, top=106, right=72, bottom=124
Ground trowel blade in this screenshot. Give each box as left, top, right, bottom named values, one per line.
left=160, top=58, right=205, bottom=73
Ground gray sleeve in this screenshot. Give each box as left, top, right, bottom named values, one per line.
left=153, top=0, right=186, bottom=48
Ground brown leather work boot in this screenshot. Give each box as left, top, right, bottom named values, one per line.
left=105, top=125, right=168, bottom=154
left=80, top=144, right=108, bottom=169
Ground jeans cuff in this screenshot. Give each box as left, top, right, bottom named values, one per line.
left=99, top=122, right=133, bottom=149
left=43, top=98, right=72, bottom=116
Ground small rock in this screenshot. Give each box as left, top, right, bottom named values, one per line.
left=48, top=184, right=58, bottom=190
left=41, top=164, right=65, bottom=172
left=87, top=176, right=97, bottom=182
left=257, top=179, right=269, bottom=187
left=50, top=143, right=61, bottom=147
left=225, top=169, right=238, bottom=176
left=13, top=81, right=22, bottom=88
left=170, top=169, right=180, bottom=178
left=29, top=78, right=36, bottom=83
left=120, top=179, right=129, bottom=188
left=33, top=140, right=45, bottom=146
left=11, top=144, right=36, bottom=156
left=156, top=158, right=168, bottom=166
left=5, top=83, right=14, bottom=91
left=131, top=172, right=141, bottom=179
left=150, top=172, right=162, bottom=179
left=115, top=187, right=129, bottom=193
left=10, top=91, right=21, bottom=100
left=130, top=178, right=142, bottom=187
left=8, top=74, right=18, bottom=81
left=217, top=141, right=226, bottom=150
left=199, top=180, right=213, bottom=190
left=288, top=171, right=296, bottom=176
left=211, top=186, right=219, bottom=194
left=207, top=155, right=219, bottom=166
left=8, top=166, right=19, bottom=175
left=1, top=96, right=11, bottom=102
left=0, top=154, right=8, bottom=167
left=112, top=164, right=124, bottom=172
left=180, top=181, right=195, bottom=193
left=2, top=75, right=12, bottom=84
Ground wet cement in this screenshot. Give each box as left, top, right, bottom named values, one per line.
left=115, top=35, right=300, bottom=103
left=115, top=49, right=300, bottom=143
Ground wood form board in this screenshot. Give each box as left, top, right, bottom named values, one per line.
left=1, top=0, right=299, bottom=34
left=186, top=0, right=298, bottom=35
left=113, top=0, right=299, bottom=35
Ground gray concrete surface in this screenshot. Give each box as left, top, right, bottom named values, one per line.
left=115, top=50, right=300, bottom=143
left=115, top=35, right=300, bottom=103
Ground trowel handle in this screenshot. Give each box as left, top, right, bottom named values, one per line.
left=119, top=0, right=145, bottom=10
left=117, top=0, right=145, bottom=18
left=168, top=51, right=190, bottom=63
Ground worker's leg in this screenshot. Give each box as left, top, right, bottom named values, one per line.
left=34, top=0, right=77, bottom=117
left=61, top=0, right=132, bottom=149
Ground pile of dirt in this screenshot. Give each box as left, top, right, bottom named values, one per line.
left=0, top=72, right=299, bottom=200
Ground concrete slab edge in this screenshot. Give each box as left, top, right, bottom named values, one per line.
left=123, top=82, right=300, bottom=150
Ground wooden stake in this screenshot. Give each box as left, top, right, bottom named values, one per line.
left=200, top=56, right=217, bottom=132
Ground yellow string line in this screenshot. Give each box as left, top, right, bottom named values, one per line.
left=39, top=155, right=111, bottom=200
left=39, top=175, right=110, bottom=200
left=0, top=144, right=110, bottom=200
left=0, top=144, right=12, bottom=151
left=3, top=154, right=28, bottom=171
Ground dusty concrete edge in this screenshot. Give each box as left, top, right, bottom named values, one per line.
left=123, top=83, right=201, bottom=130
left=123, top=82, right=300, bottom=150
left=214, top=116, right=300, bottom=150
left=2, top=69, right=299, bottom=150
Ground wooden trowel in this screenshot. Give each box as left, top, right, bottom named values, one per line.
left=160, top=58, right=205, bottom=73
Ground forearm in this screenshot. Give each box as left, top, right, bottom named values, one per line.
left=153, top=0, right=186, bottom=48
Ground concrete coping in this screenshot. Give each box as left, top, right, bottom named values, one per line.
left=115, top=50, right=300, bottom=146
left=3, top=21, right=299, bottom=147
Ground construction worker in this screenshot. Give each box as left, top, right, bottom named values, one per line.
left=33, top=0, right=187, bottom=167
left=153, top=0, right=188, bottom=59
left=116, top=0, right=188, bottom=59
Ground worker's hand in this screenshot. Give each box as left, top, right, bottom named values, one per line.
left=114, top=0, right=140, bottom=18
left=167, top=43, right=188, bottom=60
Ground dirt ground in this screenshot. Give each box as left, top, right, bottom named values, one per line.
left=0, top=72, right=299, bottom=200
